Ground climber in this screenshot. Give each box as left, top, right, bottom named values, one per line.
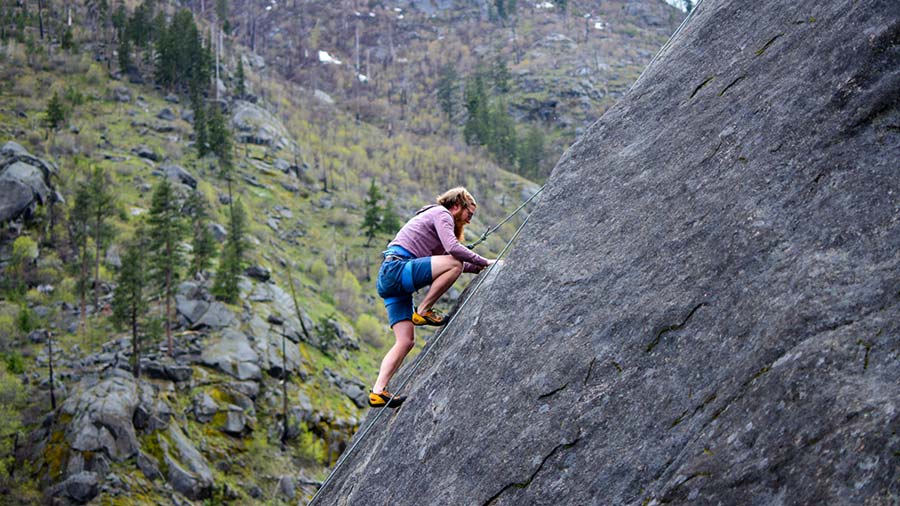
left=369, top=187, right=495, bottom=408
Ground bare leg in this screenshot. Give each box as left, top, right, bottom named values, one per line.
left=373, top=320, right=415, bottom=393
left=417, top=255, right=462, bottom=313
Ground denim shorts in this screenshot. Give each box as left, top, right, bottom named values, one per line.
left=377, top=247, right=433, bottom=327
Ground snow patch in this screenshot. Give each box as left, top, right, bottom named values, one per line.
left=535, top=1, right=554, bottom=9
left=318, top=50, right=342, bottom=65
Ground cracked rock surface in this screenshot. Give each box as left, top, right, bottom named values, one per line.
left=315, top=0, right=900, bottom=504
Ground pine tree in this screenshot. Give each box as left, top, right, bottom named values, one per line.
left=684, top=0, right=694, bottom=13
left=44, top=92, right=66, bottom=131
left=362, top=179, right=383, bottom=247
left=491, top=56, right=511, bottom=94
left=463, top=72, right=490, bottom=146
left=487, top=98, right=518, bottom=167
left=380, top=198, right=401, bottom=235
left=87, top=166, right=117, bottom=312
left=146, top=178, right=187, bottom=358
left=118, top=35, right=133, bottom=74
left=235, top=58, right=246, bottom=99
left=207, top=104, right=232, bottom=163
left=186, top=190, right=217, bottom=277
left=69, top=181, right=94, bottom=331
left=517, top=124, right=545, bottom=180
left=213, top=199, right=248, bottom=303
left=112, top=225, right=148, bottom=377
left=437, top=63, right=458, bottom=123
left=191, top=91, right=208, bottom=156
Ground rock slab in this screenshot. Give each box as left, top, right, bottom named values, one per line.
left=315, top=1, right=900, bottom=505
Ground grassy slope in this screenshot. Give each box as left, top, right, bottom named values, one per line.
left=0, top=27, right=536, bottom=503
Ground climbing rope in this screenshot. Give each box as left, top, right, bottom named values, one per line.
left=306, top=189, right=545, bottom=506
left=630, top=0, right=705, bottom=92
left=467, top=184, right=546, bottom=249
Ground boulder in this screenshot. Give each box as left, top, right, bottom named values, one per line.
left=201, top=329, right=261, bottom=381
left=245, top=265, right=270, bottom=281
left=231, top=100, right=293, bottom=149
left=209, top=222, right=228, bottom=242
left=142, top=360, right=193, bottom=383
left=161, top=424, right=214, bottom=500
left=137, top=451, right=162, bottom=481
left=62, top=376, right=140, bottom=462
left=312, top=0, right=900, bottom=505
left=157, top=108, right=176, bottom=121
left=192, top=392, right=219, bottom=423
left=48, top=471, right=99, bottom=504
left=190, top=301, right=235, bottom=330
left=0, top=146, right=57, bottom=223
left=159, top=164, right=198, bottom=189
left=132, top=146, right=159, bottom=162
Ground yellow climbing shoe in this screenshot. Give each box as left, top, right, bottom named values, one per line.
left=368, top=390, right=406, bottom=408
left=412, top=308, right=446, bottom=326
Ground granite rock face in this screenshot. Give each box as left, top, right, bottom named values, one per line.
left=315, top=0, right=900, bottom=505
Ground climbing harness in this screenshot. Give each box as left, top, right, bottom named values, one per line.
left=630, top=0, right=705, bottom=91
left=467, top=184, right=546, bottom=249
left=306, top=188, right=545, bottom=506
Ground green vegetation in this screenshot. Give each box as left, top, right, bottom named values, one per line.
left=112, top=225, right=149, bottom=377
left=146, top=178, right=188, bottom=356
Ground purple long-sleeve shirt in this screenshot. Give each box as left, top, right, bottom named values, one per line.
left=388, top=205, right=489, bottom=273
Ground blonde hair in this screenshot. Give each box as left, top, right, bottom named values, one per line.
left=436, top=187, right=476, bottom=210
left=436, top=187, right=476, bottom=242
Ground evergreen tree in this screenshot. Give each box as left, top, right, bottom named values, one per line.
left=517, top=124, right=545, bottom=180
left=216, top=0, right=230, bottom=34
left=112, top=225, right=148, bottom=377
left=437, top=63, right=458, bottom=123
left=491, top=56, right=511, bottom=94
left=44, top=92, right=66, bottom=131
left=213, top=199, right=248, bottom=303
left=235, top=58, right=246, bottom=99
left=463, top=72, right=490, bottom=146
left=69, top=180, right=94, bottom=331
left=684, top=0, right=694, bottom=13
left=61, top=26, right=74, bottom=51
left=380, top=198, right=401, bottom=235
left=362, top=179, right=383, bottom=247
left=487, top=98, right=518, bottom=167
left=207, top=103, right=233, bottom=169
left=191, top=91, right=208, bottom=156
left=86, top=166, right=117, bottom=312
left=186, top=190, right=217, bottom=276
left=118, top=35, right=132, bottom=74
left=146, top=178, right=187, bottom=358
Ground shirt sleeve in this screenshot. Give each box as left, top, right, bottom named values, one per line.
left=434, top=210, right=489, bottom=268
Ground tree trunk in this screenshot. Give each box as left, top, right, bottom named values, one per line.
left=48, top=332, right=56, bottom=410
left=165, top=241, right=173, bottom=357
left=94, top=212, right=102, bottom=313
left=281, top=327, right=289, bottom=449
left=37, top=0, right=45, bottom=39
left=132, top=307, right=140, bottom=377
left=79, top=232, right=88, bottom=331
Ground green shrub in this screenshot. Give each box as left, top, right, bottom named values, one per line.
left=355, top=313, right=384, bottom=347
left=309, top=259, right=329, bottom=284
left=3, top=352, right=25, bottom=375
left=16, top=306, right=36, bottom=334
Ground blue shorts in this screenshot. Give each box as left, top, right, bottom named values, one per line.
left=376, top=246, right=433, bottom=327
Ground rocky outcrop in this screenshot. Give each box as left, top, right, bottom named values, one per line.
left=315, top=0, right=900, bottom=505
left=231, top=100, right=295, bottom=150
left=160, top=424, right=214, bottom=500
left=61, top=376, right=141, bottom=462
left=200, top=329, right=262, bottom=381
left=0, top=141, right=58, bottom=223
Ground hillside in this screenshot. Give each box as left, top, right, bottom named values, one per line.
left=0, top=0, right=686, bottom=504
left=312, top=0, right=900, bottom=504
left=222, top=0, right=683, bottom=178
